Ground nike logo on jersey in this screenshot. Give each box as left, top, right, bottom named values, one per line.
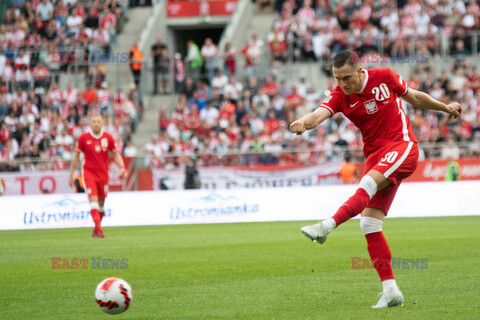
left=378, top=163, right=388, bottom=167
left=350, top=101, right=359, bottom=108
left=87, top=141, right=92, bottom=144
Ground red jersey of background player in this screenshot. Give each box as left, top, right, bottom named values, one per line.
left=75, top=130, right=116, bottom=181
left=319, top=68, right=418, bottom=156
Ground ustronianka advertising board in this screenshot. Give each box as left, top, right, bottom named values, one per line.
left=1, top=181, right=479, bottom=230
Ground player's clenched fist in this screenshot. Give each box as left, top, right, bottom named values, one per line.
left=446, top=102, right=462, bottom=119
left=289, top=120, right=306, bottom=135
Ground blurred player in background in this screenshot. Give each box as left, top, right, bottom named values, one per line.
left=290, top=50, right=462, bottom=308
left=69, top=114, right=127, bottom=238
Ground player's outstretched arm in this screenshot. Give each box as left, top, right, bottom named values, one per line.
left=69, top=151, right=80, bottom=188
left=289, top=107, right=331, bottom=135
left=401, top=88, right=462, bottom=119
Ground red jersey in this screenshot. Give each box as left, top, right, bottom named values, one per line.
left=320, top=68, right=417, bottom=156
left=75, top=131, right=117, bottom=181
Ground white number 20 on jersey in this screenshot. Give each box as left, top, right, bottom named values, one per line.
left=372, top=83, right=390, bottom=101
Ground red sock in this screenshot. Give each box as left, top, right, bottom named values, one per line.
left=99, top=209, right=105, bottom=221
left=332, top=188, right=371, bottom=226
left=365, top=232, right=395, bottom=281
left=91, top=209, right=102, bottom=232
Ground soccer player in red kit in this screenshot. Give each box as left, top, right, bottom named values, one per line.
left=69, top=114, right=127, bottom=238
left=290, top=51, right=462, bottom=308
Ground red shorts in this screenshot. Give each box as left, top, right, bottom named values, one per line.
left=364, top=141, right=419, bottom=215
left=84, top=179, right=109, bottom=199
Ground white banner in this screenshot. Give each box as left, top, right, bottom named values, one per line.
left=0, top=171, right=73, bottom=195
left=1, top=181, right=479, bottom=230
left=153, top=163, right=344, bottom=190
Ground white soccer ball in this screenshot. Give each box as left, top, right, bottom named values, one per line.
left=95, top=278, right=133, bottom=315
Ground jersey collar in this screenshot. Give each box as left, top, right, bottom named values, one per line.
left=355, top=69, right=369, bottom=94
left=89, top=129, right=104, bottom=139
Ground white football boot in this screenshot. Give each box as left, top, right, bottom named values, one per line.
left=300, top=222, right=329, bottom=245
left=372, top=289, right=404, bottom=308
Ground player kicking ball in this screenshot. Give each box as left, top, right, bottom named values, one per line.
left=69, top=114, right=127, bottom=238
left=290, top=50, right=462, bottom=308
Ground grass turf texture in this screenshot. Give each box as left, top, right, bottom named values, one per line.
left=1, top=216, right=479, bottom=320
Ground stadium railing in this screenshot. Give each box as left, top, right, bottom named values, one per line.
left=1, top=141, right=478, bottom=173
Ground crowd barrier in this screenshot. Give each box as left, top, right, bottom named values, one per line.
left=1, top=180, right=479, bottom=230
left=1, top=158, right=479, bottom=195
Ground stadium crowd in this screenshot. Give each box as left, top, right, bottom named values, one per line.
left=145, top=64, right=480, bottom=168
left=145, top=0, right=480, bottom=168
left=0, top=0, right=140, bottom=171
left=267, top=0, right=480, bottom=62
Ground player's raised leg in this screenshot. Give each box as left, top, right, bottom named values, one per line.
left=361, top=207, right=403, bottom=308
left=301, top=170, right=388, bottom=245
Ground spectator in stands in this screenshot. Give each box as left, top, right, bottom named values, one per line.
left=173, top=53, right=185, bottom=94
left=101, top=7, right=118, bottom=45
left=97, top=81, right=111, bottom=115
left=182, top=77, right=196, bottom=100
left=123, top=138, right=137, bottom=157
left=32, top=61, right=50, bottom=90
left=200, top=101, right=219, bottom=129
left=15, top=64, right=32, bottom=91
left=201, top=38, right=218, bottom=84
left=186, top=40, right=203, bottom=83
left=94, top=25, right=111, bottom=55
left=211, top=68, right=228, bottom=96
left=151, top=35, right=167, bottom=95
left=223, top=75, right=243, bottom=102
left=184, top=156, right=201, bottom=189
left=81, top=82, right=98, bottom=112
left=63, top=82, right=78, bottom=110
left=252, top=88, right=270, bottom=118
left=262, top=75, right=277, bottom=99
left=84, top=7, right=99, bottom=31
left=128, top=42, right=144, bottom=87
left=285, top=85, right=303, bottom=111
left=88, top=64, right=107, bottom=89
left=158, top=47, right=171, bottom=94
left=66, top=8, right=83, bottom=38
left=222, top=42, right=236, bottom=76
left=37, top=0, right=54, bottom=25
left=188, top=91, right=206, bottom=111
left=339, top=154, right=358, bottom=184
left=241, top=32, right=264, bottom=80
left=267, top=25, right=287, bottom=63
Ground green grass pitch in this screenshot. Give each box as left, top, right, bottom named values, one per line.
left=1, top=216, right=479, bottom=319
